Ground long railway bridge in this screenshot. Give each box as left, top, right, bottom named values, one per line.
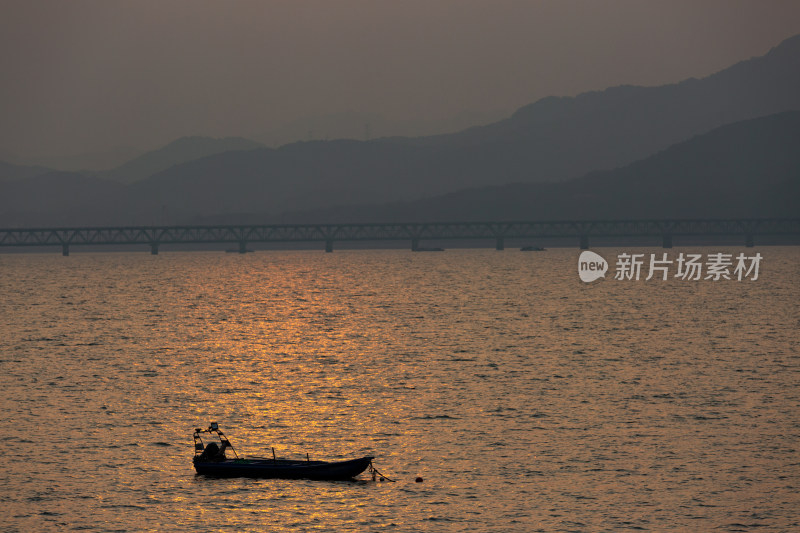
left=1, top=219, right=798, bottom=255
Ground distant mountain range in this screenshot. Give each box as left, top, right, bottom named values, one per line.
left=276, top=111, right=799, bottom=223
left=0, top=160, right=52, bottom=182
left=250, top=109, right=502, bottom=148
left=1, top=34, right=799, bottom=227
left=97, top=136, right=265, bottom=184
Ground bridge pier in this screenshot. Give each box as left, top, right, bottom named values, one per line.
left=495, top=236, right=504, bottom=251
left=745, top=233, right=754, bottom=247
left=150, top=242, right=159, bottom=255
left=411, top=238, right=419, bottom=252
left=238, top=240, right=247, bottom=254
left=662, top=234, right=673, bottom=248
left=579, top=234, right=589, bottom=250
left=325, top=239, right=333, bottom=253
left=62, top=243, right=69, bottom=256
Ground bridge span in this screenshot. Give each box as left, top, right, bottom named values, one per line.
left=1, top=219, right=798, bottom=255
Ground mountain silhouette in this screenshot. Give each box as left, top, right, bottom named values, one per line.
left=123, top=34, right=800, bottom=221
left=0, top=172, right=127, bottom=227
left=395, top=32, right=800, bottom=181
left=0, top=160, right=53, bottom=182
left=1, top=34, right=799, bottom=227
left=274, top=111, right=799, bottom=223
left=100, top=136, right=265, bottom=184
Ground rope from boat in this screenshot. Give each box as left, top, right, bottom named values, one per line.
left=369, top=461, right=396, bottom=482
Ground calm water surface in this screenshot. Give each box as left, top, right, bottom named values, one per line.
left=1, top=248, right=798, bottom=532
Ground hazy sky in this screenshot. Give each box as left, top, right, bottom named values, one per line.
left=2, top=0, right=799, bottom=160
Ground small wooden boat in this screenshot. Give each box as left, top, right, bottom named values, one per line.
left=193, top=423, right=374, bottom=480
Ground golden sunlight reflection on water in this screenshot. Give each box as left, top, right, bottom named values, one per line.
left=1, top=248, right=799, bottom=531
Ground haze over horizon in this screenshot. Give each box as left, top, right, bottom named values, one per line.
left=3, top=0, right=800, bottom=166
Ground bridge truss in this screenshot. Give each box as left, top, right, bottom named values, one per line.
left=0, top=219, right=798, bottom=255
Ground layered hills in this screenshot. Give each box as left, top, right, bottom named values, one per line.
left=280, top=111, right=799, bottom=223
left=1, top=34, right=799, bottom=227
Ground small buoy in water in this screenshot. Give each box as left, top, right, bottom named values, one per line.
left=415, top=476, right=423, bottom=483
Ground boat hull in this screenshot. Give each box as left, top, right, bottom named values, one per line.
left=193, top=456, right=374, bottom=480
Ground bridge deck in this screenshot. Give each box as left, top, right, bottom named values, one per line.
left=1, top=219, right=798, bottom=254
